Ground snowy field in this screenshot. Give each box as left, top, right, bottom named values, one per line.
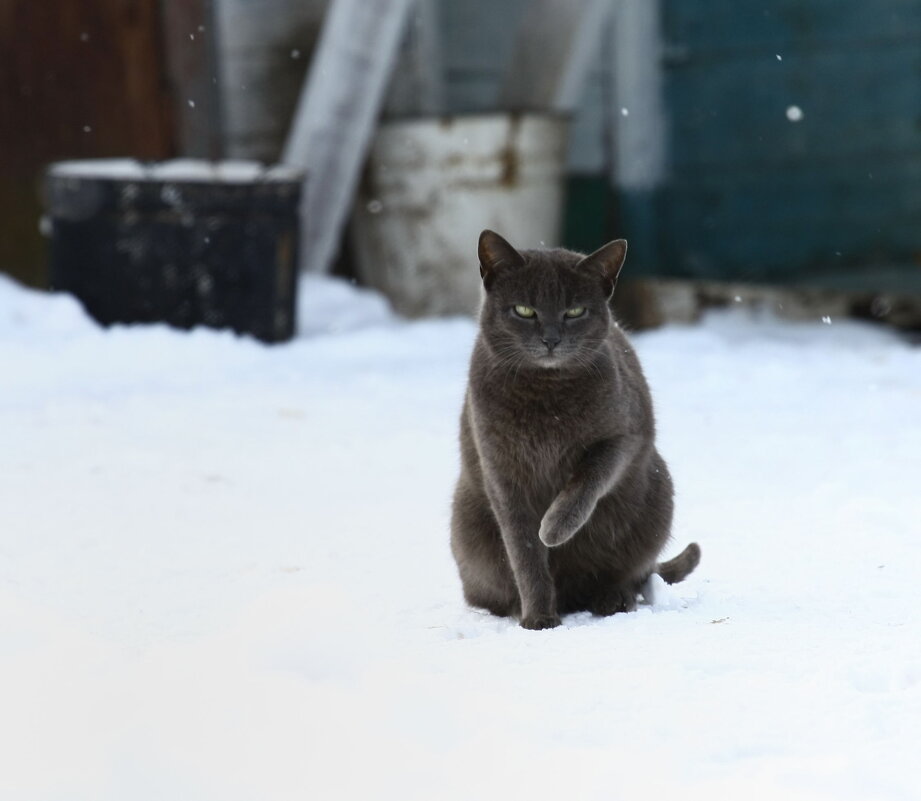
left=2, top=271, right=921, bottom=800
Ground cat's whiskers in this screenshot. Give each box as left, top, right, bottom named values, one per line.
left=484, top=342, right=532, bottom=390
left=571, top=337, right=608, bottom=381
left=489, top=344, right=523, bottom=375
left=510, top=351, right=530, bottom=385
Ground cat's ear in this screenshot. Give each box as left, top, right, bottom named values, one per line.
left=580, top=239, right=627, bottom=298
left=478, top=230, right=524, bottom=289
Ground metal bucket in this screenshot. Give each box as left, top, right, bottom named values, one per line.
left=351, top=113, right=568, bottom=317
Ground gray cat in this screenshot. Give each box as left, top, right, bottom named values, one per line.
left=451, top=230, right=700, bottom=630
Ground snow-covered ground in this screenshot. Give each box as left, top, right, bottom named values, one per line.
left=2, top=272, right=920, bottom=800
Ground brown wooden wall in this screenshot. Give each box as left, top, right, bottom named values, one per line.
left=0, top=0, right=178, bottom=287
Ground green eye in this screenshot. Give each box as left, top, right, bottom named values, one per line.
left=565, top=306, right=586, bottom=318
left=514, top=305, right=536, bottom=318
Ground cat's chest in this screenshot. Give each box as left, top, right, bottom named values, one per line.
left=473, top=378, right=609, bottom=458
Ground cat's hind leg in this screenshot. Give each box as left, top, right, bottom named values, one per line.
left=456, top=551, right=520, bottom=618
left=586, top=580, right=642, bottom=617
left=451, top=482, right=520, bottom=618
left=585, top=543, right=700, bottom=616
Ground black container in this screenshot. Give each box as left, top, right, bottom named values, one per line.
left=45, top=160, right=303, bottom=343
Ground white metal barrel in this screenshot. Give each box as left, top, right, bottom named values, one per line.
left=351, top=113, right=568, bottom=317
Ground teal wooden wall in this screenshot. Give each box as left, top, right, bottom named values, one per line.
left=647, top=0, right=921, bottom=291
left=433, top=0, right=921, bottom=292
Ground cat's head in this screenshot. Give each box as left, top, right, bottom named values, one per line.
left=476, top=229, right=627, bottom=370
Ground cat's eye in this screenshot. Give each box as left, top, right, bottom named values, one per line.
left=514, top=305, right=536, bottom=319
left=564, top=306, right=586, bottom=318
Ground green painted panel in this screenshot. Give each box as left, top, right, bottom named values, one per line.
left=561, top=175, right=615, bottom=255
left=668, top=45, right=921, bottom=171
left=664, top=0, right=921, bottom=52
left=658, top=0, right=921, bottom=291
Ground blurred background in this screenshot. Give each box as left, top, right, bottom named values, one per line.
left=3, top=0, right=921, bottom=333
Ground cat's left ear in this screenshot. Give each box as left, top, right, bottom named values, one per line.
left=580, top=239, right=627, bottom=298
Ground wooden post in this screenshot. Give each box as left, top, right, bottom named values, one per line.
left=384, top=0, right=444, bottom=118
left=161, top=0, right=224, bottom=159
left=607, top=0, right=666, bottom=190
left=498, top=0, right=615, bottom=113
left=282, top=0, right=414, bottom=273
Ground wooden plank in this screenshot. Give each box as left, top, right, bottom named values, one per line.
left=614, top=277, right=921, bottom=331
left=608, top=0, right=667, bottom=190
left=282, top=0, right=414, bottom=273
left=384, top=0, right=444, bottom=117
left=645, top=0, right=921, bottom=293
left=440, top=0, right=529, bottom=72
left=666, top=45, right=921, bottom=172
left=0, top=0, right=175, bottom=286
left=498, top=0, right=615, bottom=112
left=0, top=0, right=174, bottom=163
left=659, top=158, right=921, bottom=283
left=215, top=0, right=329, bottom=161
left=217, top=0, right=328, bottom=52
left=160, top=0, right=224, bottom=159
left=664, top=0, right=921, bottom=52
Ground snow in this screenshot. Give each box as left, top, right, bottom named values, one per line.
left=47, top=159, right=302, bottom=183
left=2, top=271, right=921, bottom=800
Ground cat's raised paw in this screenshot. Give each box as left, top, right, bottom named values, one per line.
left=520, top=612, right=562, bottom=630
left=538, top=497, right=589, bottom=547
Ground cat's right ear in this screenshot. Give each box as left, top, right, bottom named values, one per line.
left=478, top=230, right=524, bottom=289
left=580, top=239, right=628, bottom=298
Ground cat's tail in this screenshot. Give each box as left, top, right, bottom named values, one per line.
left=656, top=542, right=701, bottom=585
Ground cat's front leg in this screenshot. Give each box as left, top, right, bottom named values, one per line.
left=505, top=516, right=561, bottom=630
left=539, top=436, right=644, bottom=547
left=486, top=485, right=561, bottom=629
left=519, top=610, right=562, bottom=630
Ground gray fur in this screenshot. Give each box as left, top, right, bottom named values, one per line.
left=451, top=230, right=700, bottom=630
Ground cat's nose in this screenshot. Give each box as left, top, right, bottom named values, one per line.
left=541, top=326, right=561, bottom=352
